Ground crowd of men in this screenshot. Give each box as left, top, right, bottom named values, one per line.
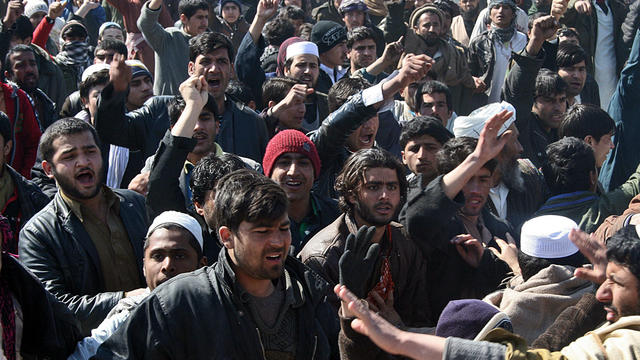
left=0, top=0, right=639, bottom=356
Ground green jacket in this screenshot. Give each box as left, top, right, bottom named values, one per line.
left=534, top=164, right=640, bottom=233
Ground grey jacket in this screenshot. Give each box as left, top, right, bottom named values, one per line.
left=18, top=189, right=148, bottom=336
left=137, top=2, right=190, bottom=95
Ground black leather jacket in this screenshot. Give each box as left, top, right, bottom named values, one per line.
left=94, top=249, right=339, bottom=359
left=4, top=165, right=50, bottom=242
left=18, top=188, right=148, bottom=336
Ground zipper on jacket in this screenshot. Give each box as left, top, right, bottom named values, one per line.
left=311, top=335, right=318, bottom=360
left=256, top=327, right=267, bottom=360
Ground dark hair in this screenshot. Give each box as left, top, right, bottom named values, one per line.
left=0, top=112, right=11, bottom=145
left=179, top=0, right=209, bottom=18
left=607, top=225, right=640, bottom=284
left=145, top=224, right=203, bottom=260
left=94, top=39, right=128, bottom=56
left=517, top=251, right=586, bottom=281
left=399, top=116, right=453, bottom=149
left=542, top=137, right=595, bottom=195
left=213, top=169, right=288, bottom=232
left=278, top=5, right=305, bottom=20
left=168, top=94, right=219, bottom=127
left=298, top=23, right=313, bottom=40
left=226, top=80, right=255, bottom=107
left=335, top=148, right=408, bottom=214
left=39, top=118, right=101, bottom=163
left=262, top=77, right=298, bottom=105
left=414, top=80, right=452, bottom=112
left=189, top=31, right=234, bottom=62
left=190, top=153, right=246, bottom=205
left=559, top=104, right=615, bottom=142
left=556, top=42, right=587, bottom=68
left=264, top=17, right=296, bottom=46
left=432, top=0, right=459, bottom=18
left=346, top=26, right=376, bottom=49
left=327, top=76, right=371, bottom=112
left=534, top=69, right=567, bottom=99
left=79, top=69, right=110, bottom=99
left=437, top=137, right=497, bottom=174
left=527, top=11, right=546, bottom=31
left=3, top=44, right=35, bottom=75
left=13, top=16, right=33, bottom=41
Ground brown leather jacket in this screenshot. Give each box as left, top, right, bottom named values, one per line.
left=298, top=213, right=436, bottom=327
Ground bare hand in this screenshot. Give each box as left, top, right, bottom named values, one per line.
left=336, top=284, right=406, bottom=356
left=48, top=0, right=65, bottom=19
left=367, top=290, right=404, bottom=327
left=256, top=0, right=278, bottom=19
left=128, top=172, right=149, bottom=196
left=474, top=109, right=514, bottom=163
left=574, top=0, right=591, bottom=14
left=570, top=228, right=607, bottom=284
left=489, top=235, right=520, bottom=275
left=397, top=53, right=433, bottom=88
left=473, top=76, right=486, bottom=93
left=179, top=75, right=209, bottom=110
left=82, top=0, right=100, bottom=10
left=530, top=15, right=560, bottom=42
left=3, top=0, right=24, bottom=28
left=271, top=84, right=313, bottom=118
left=550, top=0, right=569, bottom=19
left=381, top=36, right=404, bottom=66
left=110, top=53, right=132, bottom=93
left=452, top=234, right=484, bottom=268
left=124, top=288, right=147, bottom=298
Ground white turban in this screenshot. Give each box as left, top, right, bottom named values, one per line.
left=453, top=101, right=516, bottom=138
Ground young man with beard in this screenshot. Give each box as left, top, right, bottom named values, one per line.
left=535, top=137, right=640, bottom=233
left=69, top=211, right=207, bottom=359
left=309, top=53, right=433, bottom=198
left=503, top=14, right=568, bottom=168
left=19, top=118, right=149, bottom=336
left=468, top=0, right=527, bottom=104
left=346, top=26, right=377, bottom=78
left=263, top=130, right=339, bottom=254
left=556, top=42, right=600, bottom=107
left=400, top=116, right=453, bottom=189
left=451, top=0, right=480, bottom=46
left=415, top=80, right=454, bottom=129
left=94, top=170, right=339, bottom=359
left=400, top=110, right=515, bottom=319
left=334, top=223, right=640, bottom=359
left=3, top=45, right=57, bottom=130
left=235, top=0, right=329, bottom=129
left=299, top=148, right=436, bottom=327
left=453, top=102, right=547, bottom=230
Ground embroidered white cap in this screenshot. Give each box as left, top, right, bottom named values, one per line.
left=81, top=63, right=111, bottom=82
left=520, top=215, right=579, bottom=259
left=453, top=101, right=516, bottom=138
left=146, top=211, right=204, bottom=251
left=285, top=41, right=319, bottom=61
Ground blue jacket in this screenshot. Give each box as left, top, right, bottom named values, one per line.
left=599, top=30, right=640, bottom=191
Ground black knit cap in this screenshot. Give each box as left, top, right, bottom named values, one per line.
left=311, top=20, right=347, bottom=54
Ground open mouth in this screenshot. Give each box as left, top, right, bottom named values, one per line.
left=359, top=134, right=373, bottom=145
left=76, top=169, right=95, bottom=185
left=207, top=78, right=221, bottom=88
left=284, top=179, right=303, bottom=190
left=265, top=253, right=283, bottom=263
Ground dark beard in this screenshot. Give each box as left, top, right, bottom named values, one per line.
left=53, top=166, right=106, bottom=200
left=500, top=160, right=525, bottom=192
left=461, top=7, right=480, bottom=36
left=354, top=200, right=400, bottom=227
left=421, top=35, right=440, bottom=47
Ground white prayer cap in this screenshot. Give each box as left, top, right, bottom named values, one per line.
left=453, top=101, right=516, bottom=138
left=520, top=215, right=579, bottom=259
left=285, top=41, right=319, bottom=60
left=146, top=211, right=204, bottom=251
left=81, top=64, right=110, bottom=82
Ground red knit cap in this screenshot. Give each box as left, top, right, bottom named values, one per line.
left=262, top=130, right=321, bottom=179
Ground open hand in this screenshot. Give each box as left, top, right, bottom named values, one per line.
left=473, top=109, right=514, bottom=164
left=570, top=228, right=607, bottom=284
left=256, top=0, right=278, bottom=19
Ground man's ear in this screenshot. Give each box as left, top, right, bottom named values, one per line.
left=188, top=61, right=195, bottom=76
left=219, top=226, right=234, bottom=249
left=194, top=200, right=205, bottom=216
left=268, top=100, right=276, bottom=108
left=2, top=139, right=12, bottom=158
left=42, top=160, right=55, bottom=180
left=180, top=13, right=187, bottom=25
left=401, top=150, right=407, bottom=165
left=3, top=71, right=10, bottom=81
left=199, top=256, right=208, bottom=267
left=584, top=135, right=595, bottom=147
